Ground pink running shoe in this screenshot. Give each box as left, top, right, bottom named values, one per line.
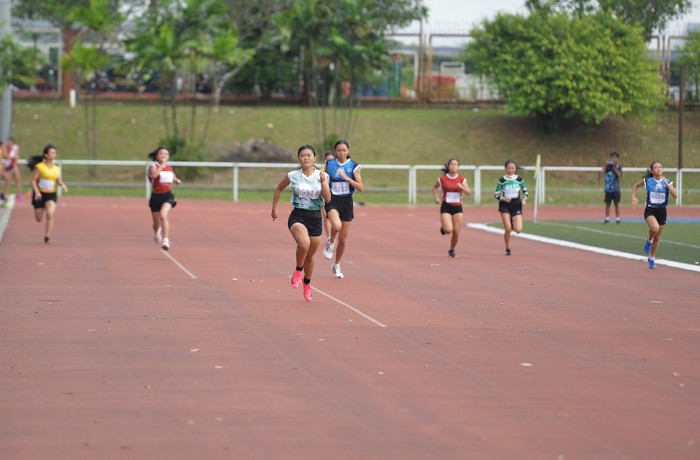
left=291, top=269, right=303, bottom=288
left=303, top=283, right=312, bottom=301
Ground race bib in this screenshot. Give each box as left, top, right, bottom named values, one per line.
left=159, top=171, right=174, bottom=184
left=504, top=187, right=519, bottom=199
left=297, top=184, right=320, bottom=199
left=39, top=179, right=55, bottom=191
left=445, top=192, right=461, bottom=203
left=331, top=182, right=351, bottom=195
left=649, top=192, right=665, bottom=204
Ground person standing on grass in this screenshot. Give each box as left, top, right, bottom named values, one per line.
left=495, top=159, right=528, bottom=256
left=603, top=150, right=623, bottom=224
left=271, top=144, right=331, bottom=302
left=631, top=161, right=677, bottom=269
left=28, top=144, right=68, bottom=244
left=433, top=158, right=471, bottom=258
left=321, top=151, right=336, bottom=243
left=147, top=146, right=182, bottom=251
left=322, top=139, right=364, bottom=279
left=3, top=137, right=24, bottom=203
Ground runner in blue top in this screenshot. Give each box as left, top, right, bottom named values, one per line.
left=631, top=161, right=678, bottom=269
left=272, top=144, right=331, bottom=300
left=322, top=139, right=364, bottom=279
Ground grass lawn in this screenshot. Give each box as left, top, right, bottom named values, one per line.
left=488, top=219, right=700, bottom=265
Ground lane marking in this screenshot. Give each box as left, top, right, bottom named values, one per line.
left=537, top=221, right=700, bottom=250
left=468, top=223, right=700, bottom=273
left=161, top=250, right=198, bottom=279
left=311, top=286, right=387, bottom=328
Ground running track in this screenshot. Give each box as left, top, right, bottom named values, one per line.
left=1, top=197, right=699, bottom=459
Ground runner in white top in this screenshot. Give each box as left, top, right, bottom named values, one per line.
left=272, top=144, right=331, bottom=301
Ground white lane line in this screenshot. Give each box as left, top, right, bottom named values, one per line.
left=161, top=250, right=198, bottom=279
left=467, top=223, right=700, bottom=273
left=312, top=286, right=387, bottom=328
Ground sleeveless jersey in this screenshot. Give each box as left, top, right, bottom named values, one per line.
left=495, top=175, right=528, bottom=201
left=288, top=168, right=324, bottom=211
left=326, top=158, right=360, bottom=196
left=35, top=162, right=61, bottom=193
left=644, top=177, right=672, bottom=209
left=3, top=144, right=18, bottom=170
left=149, top=163, right=175, bottom=194
left=438, top=174, right=466, bottom=206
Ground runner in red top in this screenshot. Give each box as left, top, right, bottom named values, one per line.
left=432, top=158, right=471, bottom=258
left=147, top=146, right=182, bottom=250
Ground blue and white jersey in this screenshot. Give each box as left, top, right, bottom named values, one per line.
left=644, top=177, right=672, bottom=209
left=288, top=168, right=324, bottom=211
left=326, top=158, right=360, bottom=196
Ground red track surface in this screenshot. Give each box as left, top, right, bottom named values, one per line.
left=1, top=197, right=699, bottom=459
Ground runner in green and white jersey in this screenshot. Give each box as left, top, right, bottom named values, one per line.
left=494, top=160, right=528, bottom=256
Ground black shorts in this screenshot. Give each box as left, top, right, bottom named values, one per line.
left=325, top=194, right=354, bottom=222
left=604, top=191, right=621, bottom=205
left=644, top=206, right=668, bottom=225
left=149, top=191, right=177, bottom=212
left=288, top=208, right=323, bottom=237
left=32, top=191, right=57, bottom=209
left=440, top=202, right=463, bottom=215
left=498, top=199, right=522, bottom=216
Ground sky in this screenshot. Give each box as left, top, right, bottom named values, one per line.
left=419, top=0, right=700, bottom=35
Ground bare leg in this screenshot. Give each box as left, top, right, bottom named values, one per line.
left=500, top=212, right=512, bottom=250
left=440, top=213, right=453, bottom=235
left=290, top=223, right=311, bottom=268
left=159, top=203, right=173, bottom=239
left=327, top=209, right=342, bottom=245
left=334, top=222, right=352, bottom=264
left=43, top=201, right=57, bottom=239
left=646, top=216, right=662, bottom=258
left=450, top=213, right=464, bottom=251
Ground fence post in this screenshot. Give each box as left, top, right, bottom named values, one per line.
left=233, top=165, right=239, bottom=202
left=474, top=167, right=481, bottom=204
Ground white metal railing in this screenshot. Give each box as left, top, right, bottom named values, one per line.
left=30, top=159, right=696, bottom=206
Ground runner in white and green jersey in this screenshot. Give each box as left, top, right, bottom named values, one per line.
left=494, top=160, right=528, bottom=256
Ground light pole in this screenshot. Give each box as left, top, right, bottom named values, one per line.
left=0, top=0, right=12, bottom=142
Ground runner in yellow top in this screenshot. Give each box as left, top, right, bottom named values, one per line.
left=29, top=144, right=69, bottom=243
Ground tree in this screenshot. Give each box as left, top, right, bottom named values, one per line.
left=274, top=0, right=426, bottom=149
left=466, top=12, right=666, bottom=131
left=0, top=35, right=44, bottom=92
left=12, top=0, right=142, bottom=96
left=525, top=0, right=692, bottom=38
left=675, top=30, right=700, bottom=101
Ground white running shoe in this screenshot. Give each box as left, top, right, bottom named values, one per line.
left=323, top=238, right=334, bottom=260
left=161, top=237, right=170, bottom=250
left=331, top=263, right=344, bottom=279
left=153, top=228, right=163, bottom=245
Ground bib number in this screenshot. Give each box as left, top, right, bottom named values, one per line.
left=649, top=192, right=665, bottom=204
left=39, top=179, right=55, bottom=191
left=159, top=171, right=174, bottom=184
left=331, top=182, right=350, bottom=195
left=445, top=192, right=461, bottom=203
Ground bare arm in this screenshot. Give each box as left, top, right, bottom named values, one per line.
left=31, top=168, right=42, bottom=197
left=432, top=180, right=441, bottom=204
left=338, top=168, right=364, bottom=193
left=666, top=179, right=678, bottom=199
left=271, top=175, right=291, bottom=220
left=320, top=172, right=331, bottom=203
left=631, top=179, right=644, bottom=204
left=461, top=179, right=472, bottom=196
